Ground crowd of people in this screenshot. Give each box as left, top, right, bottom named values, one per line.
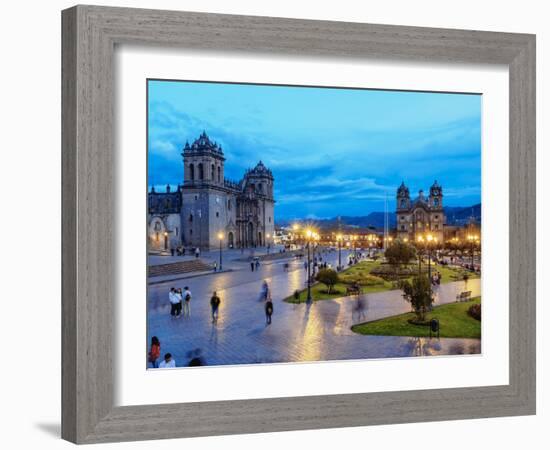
left=150, top=278, right=276, bottom=369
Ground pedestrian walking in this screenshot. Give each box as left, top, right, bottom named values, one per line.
left=169, top=287, right=181, bottom=317
left=265, top=299, right=274, bottom=324
left=183, top=286, right=192, bottom=317
left=195, top=247, right=200, bottom=258
left=210, top=291, right=221, bottom=323
left=250, top=261, right=255, bottom=272
left=148, top=336, right=161, bottom=368
left=255, top=259, right=260, bottom=270
left=260, top=280, right=270, bottom=302
left=159, top=353, right=176, bottom=368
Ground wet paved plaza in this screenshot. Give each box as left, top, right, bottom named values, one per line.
left=147, top=249, right=481, bottom=368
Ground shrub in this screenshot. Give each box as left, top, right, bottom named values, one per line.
left=384, top=241, right=417, bottom=269
left=339, top=272, right=385, bottom=286
left=400, top=275, right=434, bottom=322
left=315, top=269, right=339, bottom=294
left=468, top=304, right=481, bottom=321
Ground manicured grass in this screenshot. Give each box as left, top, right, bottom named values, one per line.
left=285, top=279, right=393, bottom=304
left=351, top=298, right=481, bottom=339
left=432, top=264, right=480, bottom=284
left=284, top=259, right=479, bottom=304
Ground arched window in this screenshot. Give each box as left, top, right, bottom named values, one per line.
left=189, top=214, right=193, bottom=223
left=258, top=183, right=263, bottom=193
left=227, top=199, right=231, bottom=211
left=198, top=163, right=204, bottom=180
left=211, top=164, right=215, bottom=180
left=189, top=164, right=195, bottom=181
left=217, top=166, right=221, bottom=182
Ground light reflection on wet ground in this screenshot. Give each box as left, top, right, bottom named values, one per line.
left=147, top=250, right=481, bottom=368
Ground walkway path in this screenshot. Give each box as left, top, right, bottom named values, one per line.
left=147, top=252, right=481, bottom=368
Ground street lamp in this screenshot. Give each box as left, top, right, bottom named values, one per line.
left=292, top=223, right=300, bottom=249
left=416, top=234, right=424, bottom=275
left=266, top=233, right=271, bottom=254
left=305, top=228, right=314, bottom=304
left=426, top=233, right=434, bottom=285
left=336, top=233, right=343, bottom=270
left=466, top=234, right=479, bottom=270
left=217, top=232, right=223, bottom=271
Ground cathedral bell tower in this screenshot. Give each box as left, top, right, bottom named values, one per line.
left=182, top=131, right=225, bottom=187
left=429, top=180, right=443, bottom=210
left=396, top=181, right=411, bottom=211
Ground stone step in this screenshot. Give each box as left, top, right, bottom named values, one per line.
left=148, top=260, right=213, bottom=278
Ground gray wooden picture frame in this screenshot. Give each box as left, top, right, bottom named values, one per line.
left=61, top=5, right=536, bottom=444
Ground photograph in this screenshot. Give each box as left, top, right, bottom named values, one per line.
left=146, top=79, right=482, bottom=369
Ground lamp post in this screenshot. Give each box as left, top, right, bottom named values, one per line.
left=467, top=234, right=479, bottom=270
left=266, top=233, right=271, bottom=254
left=217, top=232, right=223, bottom=271
left=416, top=234, right=424, bottom=275
left=426, top=233, right=434, bottom=285
left=305, top=228, right=313, bottom=304
left=336, top=233, right=343, bottom=270
left=292, top=223, right=300, bottom=250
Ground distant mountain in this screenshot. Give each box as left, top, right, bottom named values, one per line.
left=276, top=204, right=481, bottom=230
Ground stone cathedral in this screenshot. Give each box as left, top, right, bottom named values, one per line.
left=148, top=132, right=275, bottom=252
left=396, top=180, right=445, bottom=243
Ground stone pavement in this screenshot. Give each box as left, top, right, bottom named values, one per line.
left=147, top=250, right=481, bottom=368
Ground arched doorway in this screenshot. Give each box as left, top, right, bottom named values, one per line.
left=228, top=232, right=234, bottom=248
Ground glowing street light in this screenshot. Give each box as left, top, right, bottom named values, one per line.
left=217, top=232, right=224, bottom=271
left=336, top=233, right=343, bottom=270
left=304, top=228, right=315, bottom=304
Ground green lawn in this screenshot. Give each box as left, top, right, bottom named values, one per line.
left=283, top=259, right=479, bottom=304
left=351, top=298, right=481, bottom=339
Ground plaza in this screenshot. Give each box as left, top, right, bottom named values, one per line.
left=147, top=246, right=481, bottom=368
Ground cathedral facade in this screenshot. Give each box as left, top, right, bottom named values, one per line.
left=148, top=132, right=275, bottom=251
left=396, top=181, right=445, bottom=243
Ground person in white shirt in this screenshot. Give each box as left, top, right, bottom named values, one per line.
left=158, top=353, right=176, bottom=368
left=182, top=286, right=192, bottom=318
left=168, top=287, right=181, bottom=317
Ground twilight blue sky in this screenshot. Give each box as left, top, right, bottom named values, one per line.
left=148, top=80, right=481, bottom=220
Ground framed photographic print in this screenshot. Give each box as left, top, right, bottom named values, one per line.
left=62, top=5, right=536, bottom=444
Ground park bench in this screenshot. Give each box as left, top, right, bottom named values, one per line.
left=456, top=291, right=472, bottom=302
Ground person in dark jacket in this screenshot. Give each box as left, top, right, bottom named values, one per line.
left=265, top=299, right=274, bottom=325
left=210, top=291, right=221, bottom=323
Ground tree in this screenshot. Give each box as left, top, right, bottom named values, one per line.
left=316, top=268, right=339, bottom=294
left=400, top=275, right=433, bottom=321
left=385, top=240, right=417, bottom=269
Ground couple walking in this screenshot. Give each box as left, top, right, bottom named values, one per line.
left=168, top=286, right=192, bottom=318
